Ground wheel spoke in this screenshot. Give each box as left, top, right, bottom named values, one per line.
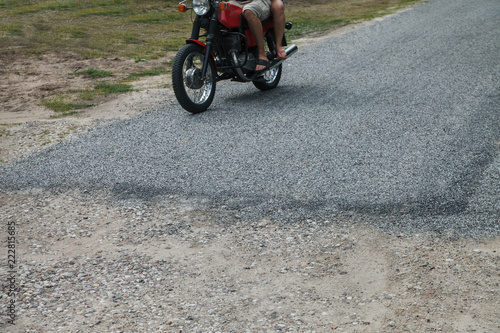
left=181, top=52, right=213, bottom=105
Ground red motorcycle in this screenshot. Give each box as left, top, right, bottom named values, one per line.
left=172, top=0, right=297, bottom=113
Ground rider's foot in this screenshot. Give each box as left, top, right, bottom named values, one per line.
left=277, top=49, right=287, bottom=60
left=255, top=54, right=269, bottom=71
left=255, top=59, right=271, bottom=72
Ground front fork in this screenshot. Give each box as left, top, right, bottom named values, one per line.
left=201, top=15, right=218, bottom=78
left=188, top=9, right=219, bottom=79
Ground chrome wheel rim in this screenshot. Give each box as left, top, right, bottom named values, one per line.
left=260, top=66, right=279, bottom=83
left=182, top=52, right=213, bottom=105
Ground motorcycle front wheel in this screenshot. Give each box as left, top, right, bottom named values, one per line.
left=172, top=44, right=216, bottom=113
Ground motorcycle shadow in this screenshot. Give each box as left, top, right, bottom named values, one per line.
left=218, top=85, right=305, bottom=114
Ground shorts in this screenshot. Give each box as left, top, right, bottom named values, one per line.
left=231, top=0, right=272, bottom=21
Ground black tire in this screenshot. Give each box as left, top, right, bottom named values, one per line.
left=253, top=31, right=282, bottom=91
left=172, top=44, right=216, bottom=113
left=253, top=63, right=282, bottom=91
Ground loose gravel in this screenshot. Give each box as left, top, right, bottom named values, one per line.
left=1, top=191, right=499, bottom=332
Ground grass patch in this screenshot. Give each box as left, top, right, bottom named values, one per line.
left=75, top=82, right=134, bottom=100
left=73, top=68, right=113, bottom=78
left=41, top=95, right=77, bottom=117
left=77, top=88, right=101, bottom=101
left=1, top=23, right=25, bottom=36
left=11, top=1, right=74, bottom=15
left=41, top=82, right=132, bottom=116
left=127, top=67, right=170, bottom=79
left=127, top=11, right=182, bottom=24
left=75, top=7, right=124, bottom=17
left=94, top=83, right=133, bottom=95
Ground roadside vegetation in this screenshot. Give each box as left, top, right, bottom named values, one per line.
left=0, top=0, right=424, bottom=115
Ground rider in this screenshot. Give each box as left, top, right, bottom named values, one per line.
left=232, top=0, right=287, bottom=71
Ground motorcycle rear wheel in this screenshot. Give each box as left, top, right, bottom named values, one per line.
left=172, top=44, right=216, bottom=113
left=252, top=64, right=282, bottom=91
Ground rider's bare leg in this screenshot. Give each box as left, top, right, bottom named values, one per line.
left=244, top=10, right=268, bottom=71
left=272, top=0, right=286, bottom=59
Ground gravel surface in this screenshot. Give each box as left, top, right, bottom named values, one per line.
left=1, top=191, right=499, bottom=332
left=1, top=0, right=498, bottom=237
left=1, top=0, right=499, bottom=331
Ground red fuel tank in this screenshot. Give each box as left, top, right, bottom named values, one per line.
left=218, top=3, right=242, bottom=29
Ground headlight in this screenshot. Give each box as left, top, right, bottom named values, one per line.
left=193, top=0, right=210, bottom=16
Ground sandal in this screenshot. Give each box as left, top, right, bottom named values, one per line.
left=255, top=59, right=271, bottom=71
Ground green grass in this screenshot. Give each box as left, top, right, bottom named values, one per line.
left=40, top=95, right=77, bottom=117
left=0, top=0, right=424, bottom=60
left=0, top=0, right=189, bottom=59
left=285, top=0, right=424, bottom=39
left=77, top=88, right=101, bottom=101
left=42, top=82, right=133, bottom=116
left=94, top=83, right=134, bottom=95
left=73, top=68, right=113, bottom=78
left=0, top=23, right=24, bottom=36
left=127, top=67, right=170, bottom=79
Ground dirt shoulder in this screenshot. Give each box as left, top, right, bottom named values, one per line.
left=0, top=190, right=499, bottom=332
left=0, top=51, right=178, bottom=163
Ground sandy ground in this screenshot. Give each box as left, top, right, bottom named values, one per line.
left=1, top=24, right=499, bottom=332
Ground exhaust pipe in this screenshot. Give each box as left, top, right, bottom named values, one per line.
left=285, top=44, right=298, bottom=57
left=268, top=44, right=298, bottom=70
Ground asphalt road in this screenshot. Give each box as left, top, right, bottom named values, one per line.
left=1, top=0, right=499, bottom=236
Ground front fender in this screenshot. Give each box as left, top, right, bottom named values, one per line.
left=185, top=39, right=217, bottom=72
left=186, top=38, right=206, bottom=49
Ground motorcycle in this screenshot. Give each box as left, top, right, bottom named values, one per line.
left=172, top=0, right=298, bottom=113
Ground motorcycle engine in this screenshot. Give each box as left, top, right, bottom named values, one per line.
left=239, top=53, right=256, bottom=71
left=223, top=35, right=241, bottom=54
left=223, top=35, right=256, bottom=72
